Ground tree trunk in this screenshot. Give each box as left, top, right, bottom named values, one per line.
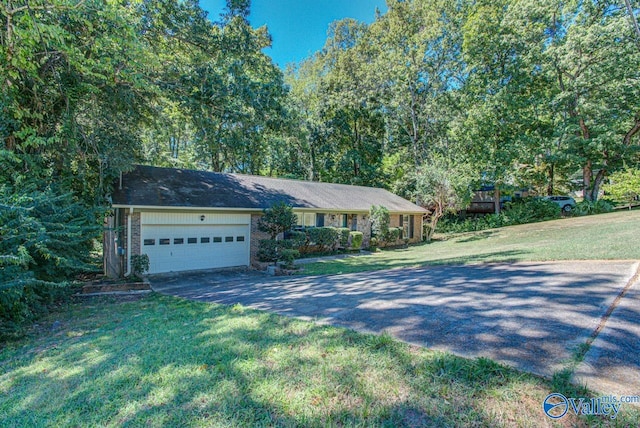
left=579, top=118, right=594, bottom=201
left=547, top=164, right=555, bottom=196
left=623, top=113, right=640, bottom=146
left=583, top=160, right=593, bottom=201
left=591, top=168, right=606, bottom=202
left=425, top=203, right=443, bottom=243
left=493, top=186, right=501, bottom=214
left=103, top=214, right=121, bottom=278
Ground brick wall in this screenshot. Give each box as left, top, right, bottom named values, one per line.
left=323, top=212, right=344, bottom=228
left=122, top=211, right=141, bottom=274
left=131, top=212, right=141, bottom=257
left=302, top=212, right=372, bottom=247
left=412, top=214, right=423, bottom=243
left=389, top=214, right=400, bottom=228
left=356, top=214, right=371, bottom=247
left=385, top=214, right=423, bottom=245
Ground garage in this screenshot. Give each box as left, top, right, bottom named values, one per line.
left=140, top=212, right=250, bottom=274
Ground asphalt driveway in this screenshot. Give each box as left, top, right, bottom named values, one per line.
left=150, top=261, right=639, bottom=394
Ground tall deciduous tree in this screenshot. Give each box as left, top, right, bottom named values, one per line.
left=1, top=0, right=153, bottom=201
left=367, top=0, right=464, bottom=168
left=414, top=156, right=474, bottom=242
left=285, top=19, right=385, bottom=186
left=536, top=0, right=640, bottom=200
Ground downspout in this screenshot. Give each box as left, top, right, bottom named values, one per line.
left=125, top=207, right=133, bottom=276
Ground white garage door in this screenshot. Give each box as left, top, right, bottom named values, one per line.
left=140, top=212, right=250, bottom=274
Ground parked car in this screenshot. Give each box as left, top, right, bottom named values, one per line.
left=543, top=195, right=576, bottom=212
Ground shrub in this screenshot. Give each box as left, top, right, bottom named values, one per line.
left=386, top=227, right=402, bottom=245
left=258, top=202, right=297, bottom=239
left=279, top=249, right=300, bottom=269
left=0, top=185, right=100, bottom=340
left=307, top=227, right=339, bottom=252
left=503, top=198, right=560, bottom=224
left=131, top=254, right=150, bottom=277
left=287, top=230, right=307, bottom=249
left=257, top=239, right=279, bottom=264
left=257, top=203, right=300, bottom=266
left=369, top=236, right=378, bottom=251
left=573, top=199, right=614, bottom=216
left=0, top=282, right=71, bottom=340
left=370, top=205, right=390, bottom=242
left=484, top=213, right=508, bottom=229
left=337, top=227, right=351, bottom=248
left=258, top=238, right=300, bottom=267
left=350, top=231, right=363, bottom=250
left=603, top=168, right=640, bottom=209
left=437, top=198, right=562, bottom=234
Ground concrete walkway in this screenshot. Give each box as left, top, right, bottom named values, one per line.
left=150, top=261, right=639, bottom=394
left=574, top=266, right=640, bottom=397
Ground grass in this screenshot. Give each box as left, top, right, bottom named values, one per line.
left=301, top=210, right=640, bottom=276
left=2, top=294, right=638, bottom=427
left=3, top=211, right=639, bottom=426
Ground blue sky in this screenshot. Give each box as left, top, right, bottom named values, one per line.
left=199, top=0, right=388, bottom=68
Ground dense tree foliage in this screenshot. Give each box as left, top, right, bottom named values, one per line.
left=286, top=0, right=640, bottom=200
left=4, top=0, right=637, bottom=204
left=2, top=0, right=639, bottom=287
left=604, top=168, right=640, bottom=208
left=0, top=0, right=287, bottom=332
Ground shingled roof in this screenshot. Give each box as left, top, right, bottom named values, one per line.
left=112, top=165, right=426, bottom=213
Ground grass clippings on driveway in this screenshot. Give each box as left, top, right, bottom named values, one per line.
left=302, top=210, right=640, bottom=276
left=2, top=294, right=639, bottom=427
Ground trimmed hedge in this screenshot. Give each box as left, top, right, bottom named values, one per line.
left=337, top=227, right=351, bottom=248
left=307, top=227, right=339, bottom=252
left=386, top=227, right=402, bottom=244
left=257, top=238, right=298, bottom=266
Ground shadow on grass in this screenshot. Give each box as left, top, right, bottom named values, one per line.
left=0, top=293, right=590, bottom=427
left=451, top=230, right=499, bottom=243
left=303, top=249, right=529, bottom=276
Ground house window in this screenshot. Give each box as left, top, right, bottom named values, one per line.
left=409, top=215, right=415, bottom=239
left=225, top=236, right=234, bottom=242
left=159, top=238, right=170, bottom=245
left=187, top=237, right=197, bottom=244
left=174, top=238, right=184, bottom=245
left=316, top=213, right=325, bottom=227
left=143, top=239, right=155, bottom=246
left=236, top=236, right=245, bottom=242
left=201, top=237, right=210, bottom=243
left=399, top=215, right=404, bottom=239
left=342, top=214, right=348, bottom=228
left=213, top=237, right=222, bottom=243
left=297, top=212, right=316, bottom=227
left=350, top=214, right=358, bottom=231
left=402, top=215, right=409, bottom=240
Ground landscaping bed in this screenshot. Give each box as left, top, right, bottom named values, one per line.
left=81, top=278, right=150, bottom=294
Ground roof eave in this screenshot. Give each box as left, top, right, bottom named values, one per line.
left=111, top=204, right=426, bottom=214
left=111, top=204, right=264, bottom=212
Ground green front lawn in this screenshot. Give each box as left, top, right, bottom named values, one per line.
left=302, top=210, right=640, bottom=276
left=2, top=294, right=636, bottom=427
